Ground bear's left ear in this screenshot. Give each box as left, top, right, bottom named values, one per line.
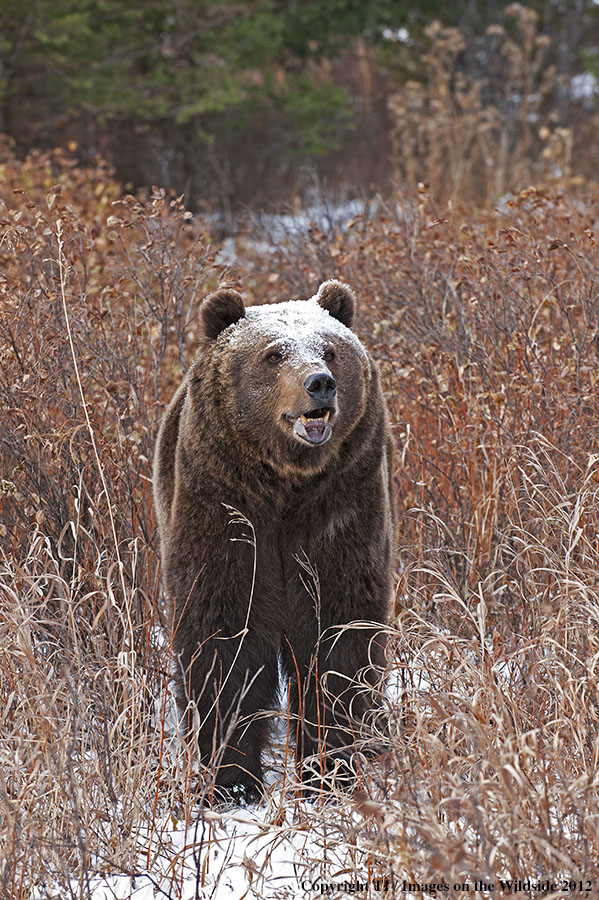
left=315, top=280, right=355, bottom=328
left=199, top=288, right=246, bottom=341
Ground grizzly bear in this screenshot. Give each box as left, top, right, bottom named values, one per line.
left=153, top=280, right=394, bottom=802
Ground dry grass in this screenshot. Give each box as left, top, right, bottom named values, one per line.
left=1, top=143, right=599, bottom=897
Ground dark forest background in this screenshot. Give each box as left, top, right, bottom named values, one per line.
left=4, top=0, right=599, bottom=227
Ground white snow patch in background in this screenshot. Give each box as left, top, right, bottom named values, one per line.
left=570, top=71, right=599, bottom=101
left=252, top=199, right=366, bottom=244
left=380, top=26, right=410, bottom=44
left=215, top=198, right=368, bottom=264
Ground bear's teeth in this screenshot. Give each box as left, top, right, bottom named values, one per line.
left=299, top=409, right=330, bottom=425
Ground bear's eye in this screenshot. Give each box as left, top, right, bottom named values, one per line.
left=265, top=351, right=283, bottom=365
left=324, top=349, right=335, bottom=363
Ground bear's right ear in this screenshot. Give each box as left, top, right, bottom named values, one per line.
left=315, top=279, right=355, bottom=328
left=199, top=288, right=246, bottom=341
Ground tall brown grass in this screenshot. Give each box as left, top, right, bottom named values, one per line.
left=2, top=140, right=599, bottom=896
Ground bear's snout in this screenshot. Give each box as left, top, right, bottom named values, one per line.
left=304, top=371, right=337, bottom=404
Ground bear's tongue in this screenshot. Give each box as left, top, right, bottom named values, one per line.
left=293, top=410, right=331, bottom=445
left=304, top=417, right=327, bottom=441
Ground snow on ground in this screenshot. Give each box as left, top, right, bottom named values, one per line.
left=68, top=626, right=487, bottom=899
left=86, top=798, right=367, bottom=899
left=83, top=765, right=390, bottom=900
left=71, top=639, right=526, bottom=899
left=78, top=691, right=396, bottom=900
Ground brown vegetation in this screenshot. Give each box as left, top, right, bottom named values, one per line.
left=1, top=139, right=599, bottom=895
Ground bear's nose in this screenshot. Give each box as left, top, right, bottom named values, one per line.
left=304, top=371, right=337, bottom=401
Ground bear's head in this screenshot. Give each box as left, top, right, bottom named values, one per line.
left=193, top=280, right=372, bottom=475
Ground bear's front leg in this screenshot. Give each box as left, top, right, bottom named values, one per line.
left=168, top=521, right=280, bottom=803
left=283, top=624, right=387, bottom=780
left=176, top=625, right=278, bottom=802
left=281, top=544, right=390, bottom=784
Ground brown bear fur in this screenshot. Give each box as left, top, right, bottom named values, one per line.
left=153, top=280, right=394, bottom=801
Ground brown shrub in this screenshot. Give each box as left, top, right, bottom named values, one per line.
left=242, top=185, right=599, bottom=877
left=0, top=146, right=225, bottom=894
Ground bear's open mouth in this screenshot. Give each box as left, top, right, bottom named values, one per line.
left=286, top=407, right=333, bottom=445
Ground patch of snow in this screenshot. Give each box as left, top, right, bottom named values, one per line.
left=215, top=198, right=371, bottom=263
left=380, top=26, right=410, bottom=44
left=70, top=675, right=399, bottom=900
left=79, top=783, right=393, bottom=899
left=253, top=199, right=366, bottom=244
left=570, top=71, right=598, bottom=102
